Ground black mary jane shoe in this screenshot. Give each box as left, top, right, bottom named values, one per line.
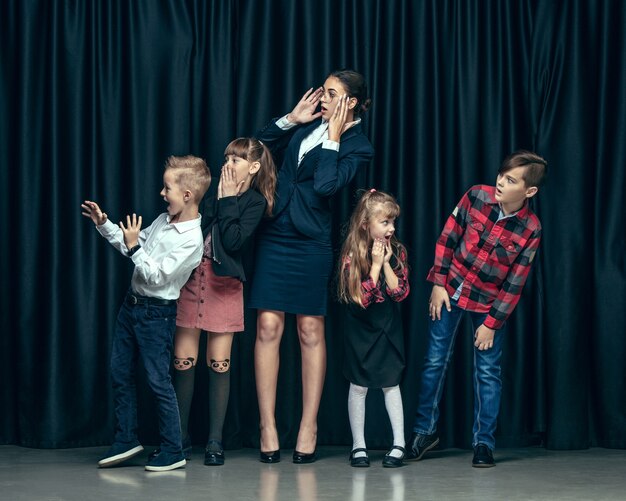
left=292, top=450, right=317, bottom=464
left=349, top=448, right=370, bottom=468
left=204, top=440, right=225, bottom=466
left=259, top=450, right=281, bottom=463
left=382, top=445, right=406, bottom=468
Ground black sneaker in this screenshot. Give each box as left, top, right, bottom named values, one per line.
left=98, top=442, right=144, bottom=468
left=405, top=432, right=439, bottom=461
left=148, top=436, right=192, bottom=462
left=145, top=451, right=186, bottom=472
left=472, top=444, right=495, bottom=468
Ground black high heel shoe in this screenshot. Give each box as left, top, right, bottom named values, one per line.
left=259, top=450, right=281, bottom=463
left=292, top=450, right=317, bottom=464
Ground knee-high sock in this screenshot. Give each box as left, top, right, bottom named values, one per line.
left=348, top=383, right=368, bottom=457
left=383, top=385, right=405, bottom=457
left=173, top=364, right=196, bottom=440
left=207, top=368, right=230, bottom=450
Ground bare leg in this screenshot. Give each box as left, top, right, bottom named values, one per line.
left=295, top=314, right=326, bottom=454
left=255, top=310, right=285, bottom=452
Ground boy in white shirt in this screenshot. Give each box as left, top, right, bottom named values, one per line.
left=82, top=155, right=211, bottom=471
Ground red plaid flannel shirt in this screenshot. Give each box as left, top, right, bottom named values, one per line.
left=427, top=185, right=541, bottom=329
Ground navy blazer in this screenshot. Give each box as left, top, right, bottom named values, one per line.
left=258, top=118, right=374, bottom=243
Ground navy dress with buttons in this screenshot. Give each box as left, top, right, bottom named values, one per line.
left=249, top=118, right=374, bottom=316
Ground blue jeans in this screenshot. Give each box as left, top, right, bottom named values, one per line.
left=110, top=298, right=182, bottom=454
left=413, top=302, right=505, bottom=450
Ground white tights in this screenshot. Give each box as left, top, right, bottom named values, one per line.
left=348, top=383, right=405, bottom=458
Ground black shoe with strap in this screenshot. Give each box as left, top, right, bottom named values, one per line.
left=349, top=448, right=370, bottom=467
left=382, top=445, right=406, bottom=468
left=204, top=439, right=225, bottom=466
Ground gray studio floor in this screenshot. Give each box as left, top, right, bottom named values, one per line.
left=1, top=445, right=625, bottom=501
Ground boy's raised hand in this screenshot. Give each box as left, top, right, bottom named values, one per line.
left=429, top=284, right=451, bottom=320
left=119, top=213, right=142, bottom=250
left=81, top=200, right=108, bottom=226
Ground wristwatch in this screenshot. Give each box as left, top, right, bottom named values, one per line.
left=128, top=244, right=141, bottom=257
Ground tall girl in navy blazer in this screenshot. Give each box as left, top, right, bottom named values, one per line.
left=249, top=70, right=374, bottom=463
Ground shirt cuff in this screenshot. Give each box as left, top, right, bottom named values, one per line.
left=276, top=115, right=297, bottom=130
left=96, top=219, right=117, bottom=236
left=322, top=139, right=340, bottom=151
left=483, top=315, right=503, bottom=330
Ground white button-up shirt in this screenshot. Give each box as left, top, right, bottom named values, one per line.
left=276, top=115, right=361, bottom=165
left=96, top=213, right=203, bottom=299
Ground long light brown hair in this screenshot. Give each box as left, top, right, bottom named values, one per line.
left=223, top=138, right=277, bottom=216
left=338, top=190, right=407, bottom=307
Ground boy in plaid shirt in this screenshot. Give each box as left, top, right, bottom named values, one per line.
left=407, top=151, right=547, bottom=468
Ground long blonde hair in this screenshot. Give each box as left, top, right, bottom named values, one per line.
left=338, top=190, right=407, bottom=307
left=223, top=138, right=277, bottom=216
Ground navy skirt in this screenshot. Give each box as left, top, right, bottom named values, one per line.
left=249, top=212, right=333, bottom=316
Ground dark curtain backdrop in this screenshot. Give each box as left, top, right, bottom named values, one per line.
left=1, top=0, right=624, bottom=451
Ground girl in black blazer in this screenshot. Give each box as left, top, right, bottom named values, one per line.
left=170, top=138, right=276, bottom=466
left=249, top=70, right=374, bottom=463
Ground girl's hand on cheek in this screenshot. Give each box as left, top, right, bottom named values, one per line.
left=383, top=240, right=392, bottom=264
left=220, top=165, right=244, bottom=197
left=371, top=238, right=385, bottom=266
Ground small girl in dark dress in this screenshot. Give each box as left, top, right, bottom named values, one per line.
left=338, top=190, right=410, bottom=468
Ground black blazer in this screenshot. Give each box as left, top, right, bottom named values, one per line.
left=199, top=189, right=266, bottom=281
left=258, top=118, right=374, bottom=243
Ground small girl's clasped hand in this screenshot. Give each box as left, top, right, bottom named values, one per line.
left=371, top=238, right=391, bottom=267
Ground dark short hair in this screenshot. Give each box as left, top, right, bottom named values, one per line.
left=499, top=150, right=547, bottom=187
left=329, top=69, right=372, bottom=117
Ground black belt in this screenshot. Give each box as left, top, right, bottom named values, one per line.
left=126, top=293, right=176, bottom=306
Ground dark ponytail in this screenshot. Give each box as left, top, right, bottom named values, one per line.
left=329, top=69, right=372, bottom=117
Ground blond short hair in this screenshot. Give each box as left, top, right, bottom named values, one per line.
left=164, top=155, right=211, bottom=202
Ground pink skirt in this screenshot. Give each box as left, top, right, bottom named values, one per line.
left=176, top=257, right=244, bottom=332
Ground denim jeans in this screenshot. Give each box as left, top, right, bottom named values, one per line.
left=110, top=299, right=182, bottom=454
left=413, top=302, right=505, bottom=450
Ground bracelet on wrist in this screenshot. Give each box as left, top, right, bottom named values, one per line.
left=128, top=244, right=141, bottom=257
